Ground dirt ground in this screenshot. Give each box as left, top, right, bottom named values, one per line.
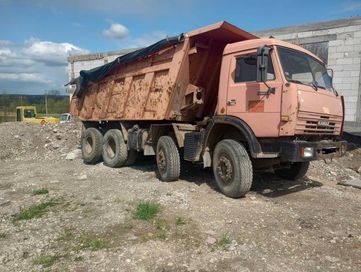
left=0, top=122, right=361, bottom=272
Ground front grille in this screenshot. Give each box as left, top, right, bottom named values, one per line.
left=295, top=111, right=342, bottom=135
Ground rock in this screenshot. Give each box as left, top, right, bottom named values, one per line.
left=66, top=149, right=82, bottom=160
left=205, top=236, right=217, bottom=245
left=77, top=174, right=87, bottom=180
left=325, top=255, right=340, bottom=263
left=357, top=166, right=361, bottom=174
left=56, top=135, right=62, bottom=140
left=0, top=199, right=11, bottom=207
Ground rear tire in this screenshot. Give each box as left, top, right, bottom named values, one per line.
left=81, top=127, right=103, bottom=164
left=102, top=129, right=128, bottom=168
left=274, top=162, right=309, bottom=180
left=156, top=136, right=180, bottom=181
left=212, top=139, right=253, bottom=198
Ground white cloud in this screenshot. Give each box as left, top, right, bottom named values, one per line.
left=23, top=38, right=88, bottom=66
left=0, top=40, right=13, bottom=46
left=0, top=38, right=89, bottom=93
left=102, top=23, right=129, bottom=40
left=129, top=31, right=167, bottom=47
left=0, top=72, right=51, bottom=83
left=343, top=2, right=361, bottom=11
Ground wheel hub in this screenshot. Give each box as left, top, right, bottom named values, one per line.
left=217, top=154, right=233, bottom=184
left=157, top=149, right=167, bottom=172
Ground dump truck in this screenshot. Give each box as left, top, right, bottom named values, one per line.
left=16, top=106, right=59, bottom=124
left=68, top=22, right=347, bottom=198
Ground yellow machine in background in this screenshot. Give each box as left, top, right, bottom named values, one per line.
left=16, top=106, right=59, bottom=124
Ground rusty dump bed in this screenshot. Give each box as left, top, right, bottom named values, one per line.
left=70, top=22, right=257, bottom=122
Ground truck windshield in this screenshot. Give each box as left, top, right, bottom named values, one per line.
left=277, top=47, right=334, bottom=92
left=24, top=109, right=35, bottom=118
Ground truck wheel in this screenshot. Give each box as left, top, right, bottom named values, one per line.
left=102, top=129, right=128, bottom=168
left=274, top=162, right=309, bottom=180
left=212, top=139, right=253, bottom=198
left=81, top=127, right=103, bottom=164
left=125, top=149, right=138, bottom=166
left=156, top=136, right=180, bottom=181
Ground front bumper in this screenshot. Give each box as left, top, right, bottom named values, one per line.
left=279, top=140, right=347, bottom=162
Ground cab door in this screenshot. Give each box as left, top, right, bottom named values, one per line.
left=226, top=48, right=283, bottom=137
left=16, top=108, right=22, bottom=121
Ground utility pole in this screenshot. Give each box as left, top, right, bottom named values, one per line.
left=45, top=91, right=48, bottom=116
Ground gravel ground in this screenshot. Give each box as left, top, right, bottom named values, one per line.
left=0, top=122, right=361, bottom=272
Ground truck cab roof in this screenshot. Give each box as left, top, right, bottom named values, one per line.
left=224, top=38, right=324, bottom=63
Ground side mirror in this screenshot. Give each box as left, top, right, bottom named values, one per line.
left=257, top=46, right=271, bottom=82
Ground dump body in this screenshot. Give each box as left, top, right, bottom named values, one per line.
left=70, top=22, right=256, bottom=122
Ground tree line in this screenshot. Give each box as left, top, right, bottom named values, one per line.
left=0, top=93, right=70, bottom=116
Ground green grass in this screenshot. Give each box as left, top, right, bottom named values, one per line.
left=74, top=256, right=84, bottom=261
left=218, top=233, right=232, bottom=248
left=33, top=254, right=59, bottom=267
left=175, top=217, right=186, bottom=225
left=56, top=228, right=74, bottom=242
left=12, top=199, right=58, bottom=223
left=134, top=202, right=160, bottom=221
left=79, top=234, right=109, bottom=251
left=32, top=188, right=49, bottom=196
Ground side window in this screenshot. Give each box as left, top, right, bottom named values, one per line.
left=234, top=54, right=275, bottom=83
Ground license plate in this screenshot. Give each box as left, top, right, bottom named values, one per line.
left=318, top=120, right=330, bottom=126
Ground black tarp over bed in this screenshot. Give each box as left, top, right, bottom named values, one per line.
left=66, top=34, right=184, bottom=96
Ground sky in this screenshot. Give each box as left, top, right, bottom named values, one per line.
left=0, top=0, right=360, bottom=95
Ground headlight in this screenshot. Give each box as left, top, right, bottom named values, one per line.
left=300, top=147, right=314, bottom=158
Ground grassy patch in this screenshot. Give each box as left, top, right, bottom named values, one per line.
left=32, top=188, right=49, bottom=196
left=74, top=256, right=84, bottom=262
left=134, top=202, right=160, bottom=221
left=33, top=254, right=59, bottom=268
left=12, top=198, right=59, bottom=223
left=217, top=233, right=232, bottom=248
left=79, top=233, right=109, bottom=251
left=57, top=228, right=74, bottom=242
left=175, top=217, right=186, bottom=226
left=156, top=231, right=167, bottom=240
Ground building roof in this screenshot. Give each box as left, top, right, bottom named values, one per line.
left=254, top=16, right=361, bottom=37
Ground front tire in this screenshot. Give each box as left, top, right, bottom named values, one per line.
left=156, top=136, right=180, bottom=181
left=212, top=139, right=253, bottom=198
left=102, top=129, right=128, bottom=168
left=274, top=162, right=309, bottom=180
left=81, top=127, right=103, bottom=164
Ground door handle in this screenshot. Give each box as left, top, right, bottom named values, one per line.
left=227, top=99, right=237, bottom=106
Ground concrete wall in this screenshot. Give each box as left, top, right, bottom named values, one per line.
left=254, top=17, right=361, bottom=122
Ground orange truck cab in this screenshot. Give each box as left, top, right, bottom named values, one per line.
left=69, top=22, right=346, bottom=198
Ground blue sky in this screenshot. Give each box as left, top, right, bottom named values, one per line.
left=0, top=0, right=360, bottom=95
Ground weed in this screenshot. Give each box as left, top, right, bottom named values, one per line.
left=12, top=199, right=58, bottom=223
left=57, top=228, right=74, bottom=242
left=217, top=233, right=232, bottom=249
left=79, top=233, right=109, bottom=251
left=74, top=256, right=84, bottom=261
left=33, top=254, right=59, bottom=267
left=32, top=188, right=49, bottom=196
left=154, top=218, right=170, bottom=231
left=156, top=231, right=167, bottom=240
left=134, top=202, right=160, bottom=220
left=175, top=217, right=186, bottom=225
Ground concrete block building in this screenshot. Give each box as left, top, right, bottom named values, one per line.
left=67, top=17, right=361, bottom=122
